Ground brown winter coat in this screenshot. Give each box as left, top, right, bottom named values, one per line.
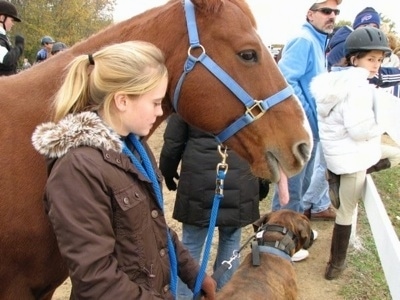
left=32, top=112, right=199, bottom=299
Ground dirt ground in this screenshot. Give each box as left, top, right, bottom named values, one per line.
left=53, top=122, right=348, bottom=300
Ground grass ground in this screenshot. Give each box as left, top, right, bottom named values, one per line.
left=340, top=167, right=400, bottom=299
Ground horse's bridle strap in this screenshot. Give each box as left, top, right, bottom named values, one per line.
left=216, top=86, right=293, bottom=143
left=174, top=0, right=294, bottom=143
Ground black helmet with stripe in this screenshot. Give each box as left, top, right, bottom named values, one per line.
left=345, top=27, right=391, bottom=56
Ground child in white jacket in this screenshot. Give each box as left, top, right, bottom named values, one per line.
left=310, top=27, right=393, bottom=280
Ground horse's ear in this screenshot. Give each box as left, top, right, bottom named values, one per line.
left=191, top=0, right=223, bottom=13
left=252, top=212, right=272, bottom=232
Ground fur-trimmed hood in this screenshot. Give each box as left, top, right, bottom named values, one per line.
left=32, top=111, right=123, bottom=158
left=310, top=67, right=370, bottom=118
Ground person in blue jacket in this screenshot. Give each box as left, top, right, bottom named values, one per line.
left=36, top=35, right=55, bottom=63
left=272, top=0, right=341, bottom=261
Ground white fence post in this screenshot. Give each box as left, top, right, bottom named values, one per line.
left=362, top=174, right=400, bottom=299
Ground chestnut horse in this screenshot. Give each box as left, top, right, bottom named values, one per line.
left=0, top=0, right=311, bottom=298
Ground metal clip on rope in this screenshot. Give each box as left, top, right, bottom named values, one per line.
left=215, top=145, right=228, bottom=195
left=221, top=250, right=240, bottom=270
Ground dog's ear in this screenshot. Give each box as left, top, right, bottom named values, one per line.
left=297, top=216, right=313, bottom=249
left=252, top=212, right=272, bottom=232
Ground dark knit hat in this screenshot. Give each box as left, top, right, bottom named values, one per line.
left=353, top=7, right=380, bottom=29
left=327, top=26, right=353, bottom=67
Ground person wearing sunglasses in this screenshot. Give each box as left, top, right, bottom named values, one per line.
left=311, top=7, right=340, bottom=16
left=271, top=0, right=342, bottom=261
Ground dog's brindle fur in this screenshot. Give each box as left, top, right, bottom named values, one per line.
left=217, top=209, right=313, bottom=300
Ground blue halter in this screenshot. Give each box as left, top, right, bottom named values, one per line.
left=173, top=0, right=294, bottom=143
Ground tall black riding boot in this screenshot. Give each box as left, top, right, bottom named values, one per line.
left=325, top=223, right=352, bottom=280
left=326, top=170, right=340, bottom=209
left=367, top=158, right=391, bottom=174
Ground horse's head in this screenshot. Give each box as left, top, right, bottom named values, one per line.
left=16, top=0, right=311, bottom=184
left=158, top=0, right=312, bottom=182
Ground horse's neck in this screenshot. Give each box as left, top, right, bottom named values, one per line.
left=73, top=1, right=182, bottom=55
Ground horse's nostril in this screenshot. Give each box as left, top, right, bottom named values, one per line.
left=296, top=142, right=311, bottom=163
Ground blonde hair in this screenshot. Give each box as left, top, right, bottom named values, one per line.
left=53, top=41, right=168, bottom=122
left=386, top=33, right=398, bottom=50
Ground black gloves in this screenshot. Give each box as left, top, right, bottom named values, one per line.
left=164, top=172, right=180, bottom=191
left=14, top=35, right=24, bottom=52
left=159, top=156, right=181, bottom=191
left=259, top=178, right=270, bottom=201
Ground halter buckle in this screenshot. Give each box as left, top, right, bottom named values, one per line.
left=246, top=100, right=265, bottom=121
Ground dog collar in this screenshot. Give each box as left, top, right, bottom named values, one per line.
left=259, top=245, right=292, bottom=262
left=255, top=224, right=297, bottom=256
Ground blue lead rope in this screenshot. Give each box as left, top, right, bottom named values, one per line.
left=192, top=168, right=226, bottom=299
left=122, top=134, right=178, bottom=297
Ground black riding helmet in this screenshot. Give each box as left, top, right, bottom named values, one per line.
left=41, top=36, right=55, bottom=45
left=344, top=27, right=391, bottom=57
left=51, top=42, right=67, bottom=55
left=0, top=1, right=21, bottom=22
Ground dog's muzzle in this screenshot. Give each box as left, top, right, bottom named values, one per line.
left=303, top=229, right=314, bottom=249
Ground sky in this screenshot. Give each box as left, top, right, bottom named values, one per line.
left=113, top=0, right=400, bottom=45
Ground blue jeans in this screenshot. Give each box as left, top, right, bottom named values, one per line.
left=177, top=224, right=241, bottom=299
left=302, top=142, right=331, bottom=213
left=272, top=140, right=329, bottom=212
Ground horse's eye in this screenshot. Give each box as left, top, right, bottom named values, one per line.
left=239, top=50, right=257, bottom=62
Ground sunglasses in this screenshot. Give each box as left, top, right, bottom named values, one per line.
left=312, top=7, right=340, bottom=16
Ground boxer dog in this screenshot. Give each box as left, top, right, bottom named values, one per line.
left=217, top=209, right=314, bottom=300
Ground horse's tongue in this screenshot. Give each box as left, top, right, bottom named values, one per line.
left=278, top=167, right=289, bottom=206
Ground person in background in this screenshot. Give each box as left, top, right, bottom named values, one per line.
left=51, top=41, right=67, bottom=55
left=272, top=0, right=340, bottom=260
left=352, top=7, right=400, bottom=90
left=382, top=33, right=400, bottom=68
left=352, top=7, right=380, bottom=30
left=310, top=27, right=398, bottom=280
left=21, top=57, right=31, bottom=70
left=0, top=0, right=24, bottom=76
left=325, top=24, right=400, bottom=208
left=31, top=41, right=216, bottom=300
left=36, top=35, right=54, bottom=63
left=159, top=113, right=268, bottom=298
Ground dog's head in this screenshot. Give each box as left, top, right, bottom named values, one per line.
left=252, top=209, right=314, bottom=256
